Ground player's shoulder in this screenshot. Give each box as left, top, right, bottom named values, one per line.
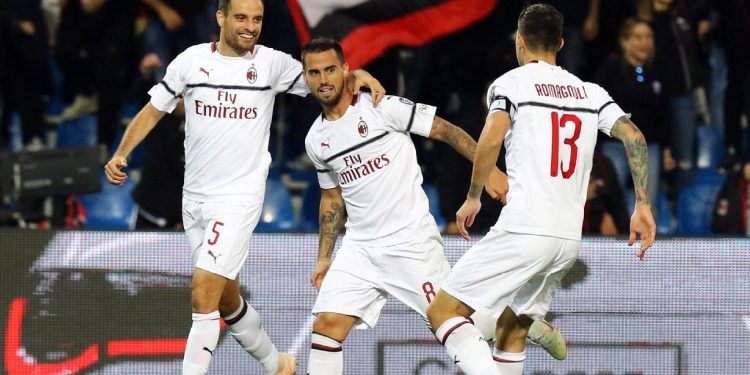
left=255, top=45, right=299, bottom=64
left=489, top=66, right=525, bottom=88
left=180, top=43, right=215, bottom=58
left=581, top=81, right=612, bottom=101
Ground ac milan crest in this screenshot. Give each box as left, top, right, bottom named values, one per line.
left=247, top=66, right=258, bottom=83
left=357, top=119, right=368, bottom=137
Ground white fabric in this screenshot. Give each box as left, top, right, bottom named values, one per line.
left=305, top=93, right=438, bottom=246
left=149, top=43, right=308, bottom=202
left=493, top=348, right=525, bottom=375
left=226, top=302, right=280, bottom=374
left=308, top=333, right=344, bottom=375
left=183, top=311, right=221, bottom=375
left=311, top=237, right=450, bottom=329
left=434, top=317, right=498, bottom=375
left=182, top=196, right=262, bottom=279
left=486, top=60, right=627, bottom=240
left=443, top=228, right=579, bottom=321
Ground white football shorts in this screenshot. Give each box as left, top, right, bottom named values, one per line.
left=182, top=196, right=263, bottom=279
left=443, top=228, right=580, bottom=321
left=312, top=237, right=451, bottom=329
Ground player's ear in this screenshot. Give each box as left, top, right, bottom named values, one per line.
left=558, top=38, right=565, bottom=53
left=343, top=62, right=349, bottom=75
left=216, top=9, right=224, bottom=27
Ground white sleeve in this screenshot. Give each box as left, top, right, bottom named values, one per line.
left=305, top=136, right=338, bottom=189
left=272, top=52, right=308, bottom=97
left=585, top=83, right=628, bottom=137
left=379, top=95, right=436, bottom=137
left=486, top=73, right=518, bottom=120
left=148, top=51, right=188, bottom=113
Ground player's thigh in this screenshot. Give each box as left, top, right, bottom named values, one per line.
left=442, top=229, right=562, bottom=318
left=194, top=199, right=263, bottom=280
left=377, top=238, right=451, bottom=317
left=510, top=238, right=580, bottom=320
left=313, top=244, right=386, bottom=329
left=183, top=197, right=206, bottom=266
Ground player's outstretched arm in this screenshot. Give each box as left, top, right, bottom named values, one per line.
left=610, top=116, right=656, bottom=259
left=346, top=70, right=386, bottom=106
left=428, top=115, right=508, bottom=202
left=104, top=102, right=166, bottom=185
left=311, top=186, right=347, bottom=290
left=455, top=111, right=510, bottom=240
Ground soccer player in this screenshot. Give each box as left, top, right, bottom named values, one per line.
left=426, top=4, right=656, bottom=375
left=300, top=37, right=565, bottom=374
left=103, top=0, right=383, bottom=374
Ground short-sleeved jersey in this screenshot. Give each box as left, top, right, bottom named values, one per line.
left=148, top=43, right=308, bottom=202
left=305, top=93, right=439, bottom=246
left=487, top=60, right=627, bottom=240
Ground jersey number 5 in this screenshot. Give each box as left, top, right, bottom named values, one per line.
left=550, top=112, right=582, bottom=179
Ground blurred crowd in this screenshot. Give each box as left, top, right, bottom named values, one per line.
left=0, top=0, right=748, bottom=235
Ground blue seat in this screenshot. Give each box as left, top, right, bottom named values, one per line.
left=696, top=126, right=724, bottom=169
left=56, top=115, right=98, bottom=148
left=423, top=183, right=446, bottom=232
left=655, top=191, right=675, bottom=235
left=80, top=174, right=137, bottom=230
left=677, top=170, right=725, bottom=235
left=255, top=178, right=297, bottom=232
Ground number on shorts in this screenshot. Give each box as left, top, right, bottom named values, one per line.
left=207, top=221, right=224, bottom=245
left=422, top=281, right=436, bottom=303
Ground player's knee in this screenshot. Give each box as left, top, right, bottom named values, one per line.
left=191, top=285, right=219, bottom=313
left=218, top=293, right=242, bottom=316
left=313, top=313, right=352, bottom=342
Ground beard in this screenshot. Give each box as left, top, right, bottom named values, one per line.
left=224, top=32, right=257, bottom=53
left=316, top=85, right=345, bottom=107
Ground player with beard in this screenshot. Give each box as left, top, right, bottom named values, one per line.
left=104, top=1, right=384, bottom=374
left=301, top=37, right=566, bottom=374
left=426, top=4, right=655, bottom=374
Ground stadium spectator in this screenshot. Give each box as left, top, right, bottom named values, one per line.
left=712, top=162, right=750, bottom=235
left=0, top=0, right=51, bottom=150
left=595, top=18, right=676, bottom=209
left=141, top=0, right=214, bottom=82
left=583, top=152, right=630, bottom=235
left=126, top=53, right=185, bottom=231
left=709, top=0, right=750, bottom=169
left=639, top=0, right=706, bottom=184
left=55, top=0, right=136, bottom=148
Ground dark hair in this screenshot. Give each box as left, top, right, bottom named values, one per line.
left=518, top=4, right=563, bottom=53
left=219, top=0, right=263, bottom=14
left=300, top=37, right=346, bottom=67
left=218, top=0, right=230, bottom=13
left=619, top=17, right=652, bottom=42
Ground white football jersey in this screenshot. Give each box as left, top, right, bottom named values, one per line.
left=305, top=93, right=440, bottom=246
left=487, top=60, right=627, bottom=240
left=149, top=43, right=308, bottom=202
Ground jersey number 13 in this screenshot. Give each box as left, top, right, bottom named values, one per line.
left=550, top=112, right=581, bottom=179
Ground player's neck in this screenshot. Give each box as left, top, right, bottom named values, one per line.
left=524, top=53, right=556, bottom=66
left=217, top=39, right=251, bottom=58
left=322, top=92, right=353, bottom=121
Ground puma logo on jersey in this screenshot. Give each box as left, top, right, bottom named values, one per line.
left=321, top=142, right=330, bottom=149
left=199, top=67, right=211, bottom=78
left=207, top=250, right=222, bottom=263
left=202, top=347, right=214, bottom=355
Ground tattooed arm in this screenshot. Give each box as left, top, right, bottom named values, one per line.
left=311, top=186, right=347, bottom=289
left=610, top=115, right=656, bottom=259
left=429, top=115, right=508, bottom=202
